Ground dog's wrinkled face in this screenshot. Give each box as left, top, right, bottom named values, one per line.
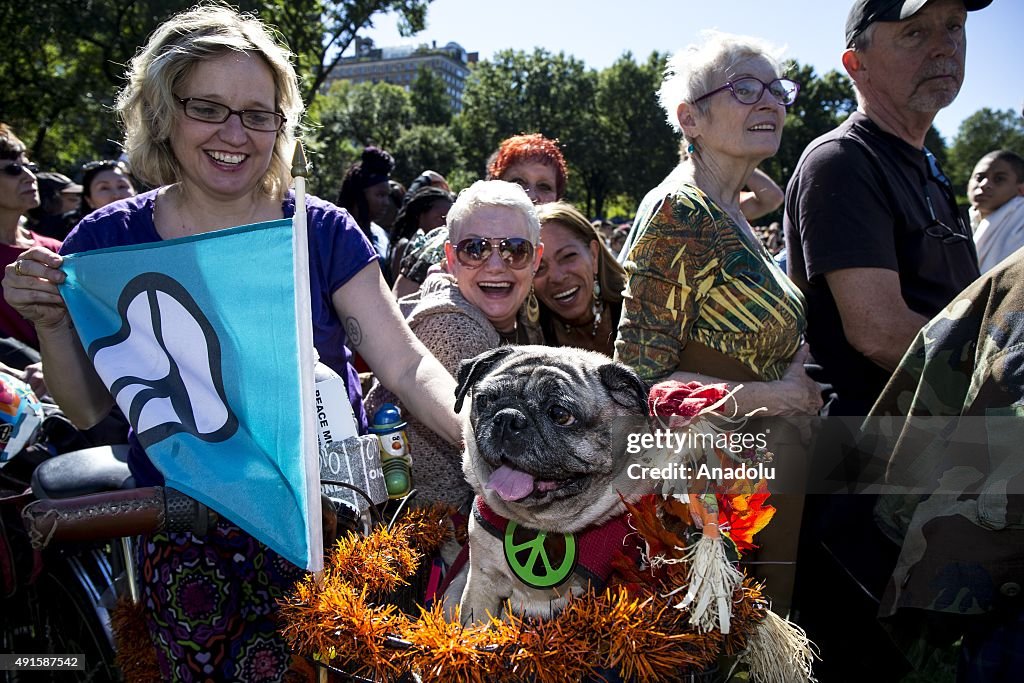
left=455, top=345, right=648, bottom=531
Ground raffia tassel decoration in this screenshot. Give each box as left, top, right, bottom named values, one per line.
left=735, top=608, right=817, bottom=683
left=667, top=531, right=744, bottom=633
left=664, top=493, right=743, bottom=633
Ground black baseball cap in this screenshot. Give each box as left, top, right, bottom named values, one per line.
left=846, top=0, right=993, bottom=47
left=35, top=172, right=83, bottom=195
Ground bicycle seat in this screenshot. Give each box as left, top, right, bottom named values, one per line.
left=31, top=445, right=133, bottom=500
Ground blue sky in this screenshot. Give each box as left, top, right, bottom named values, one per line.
left=354, top=0, right=1023, bottom=143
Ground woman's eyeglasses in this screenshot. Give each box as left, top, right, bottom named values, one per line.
left=1, top=162, right=38, bottom=177
left=694, top=77, right=800, bottom=107
left=452, top=237, right=535, bottom=269
left=177, top=97, right=284, bottom=132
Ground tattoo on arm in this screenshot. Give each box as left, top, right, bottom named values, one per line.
left=344, top=316, right=363, bottom=347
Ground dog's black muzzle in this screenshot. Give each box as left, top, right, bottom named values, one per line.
left=491, top=407, right=531, bottom=451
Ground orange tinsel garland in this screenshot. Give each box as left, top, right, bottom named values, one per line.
left=110, top=596, right=161, bottom=683
left=278, top=499, right=771, bottom=682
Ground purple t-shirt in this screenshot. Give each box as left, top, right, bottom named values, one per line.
left=60, top=190, right=378, bottom=485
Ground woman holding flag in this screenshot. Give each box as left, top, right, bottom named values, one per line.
left=3, top=5, right=462, bottom=681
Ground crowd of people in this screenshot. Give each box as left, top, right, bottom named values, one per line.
left=1, top=0, right=1022, bottom=681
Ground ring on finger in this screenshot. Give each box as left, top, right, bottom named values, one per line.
left=14, top=259, right=24, bottom=277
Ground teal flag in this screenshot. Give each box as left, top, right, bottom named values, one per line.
left=60, top=219, right=322, bottom=571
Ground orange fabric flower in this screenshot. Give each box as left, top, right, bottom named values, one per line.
left=718, top=481, right=775, bottom=554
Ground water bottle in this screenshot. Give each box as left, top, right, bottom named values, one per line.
left=369, top=403, right=413, bottom=499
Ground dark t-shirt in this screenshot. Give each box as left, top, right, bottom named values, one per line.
left=784, top=112, right=979, bottom=414
left=61, top=190, right=378, bottom=485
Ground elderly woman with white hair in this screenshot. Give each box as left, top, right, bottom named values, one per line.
left=613, top=30, right=822, bottom=613
left=367, top=179, right=544, bottom=509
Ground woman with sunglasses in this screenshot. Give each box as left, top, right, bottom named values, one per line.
left=0, top=124, right=61, bottom=353
left=367, top=180, right=543, bottom=509
left=2, top=8, right=463, bottom=680
left=614, top=31, right=821, bottom=614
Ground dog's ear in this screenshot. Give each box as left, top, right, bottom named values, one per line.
left=598, top=362, right=649, bottom=414
left=454, top=347, right=519, bottom=413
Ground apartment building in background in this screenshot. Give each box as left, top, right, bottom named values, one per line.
left=327, top=38, right=477, bottom=112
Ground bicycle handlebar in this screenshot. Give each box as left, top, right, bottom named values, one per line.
left=22, top=486, right=215, bottom=550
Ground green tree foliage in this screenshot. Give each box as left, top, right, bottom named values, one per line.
left=458, top=48, right=673, bottom=217
left=946, top=108, right=1024, bottom=194
left=457, top=49, right=596, bottom=189
left=760, top=62, right=857, bottom=195
left=0, top=0, right=198, bottom=170
left=305, top=79, right=412, bottom=196
left=410, top=67, right=452, bottom=127
left=593, top=52, right=679, bottom=216
left=0, top=0, right=433, bottom=174
left=391, top=124, right=460, bottom=187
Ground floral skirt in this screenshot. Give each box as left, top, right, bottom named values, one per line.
left=136, top=517, right=307, bottom=682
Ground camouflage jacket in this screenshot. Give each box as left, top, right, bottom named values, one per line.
left=867, top=248, right=1024, bottom=618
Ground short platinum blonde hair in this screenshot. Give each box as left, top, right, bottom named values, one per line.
left=658, top=30, right=786, bottom=133
left=116, top=4, right=303, bottom=200
left=447, top=180, right=541, bottom=244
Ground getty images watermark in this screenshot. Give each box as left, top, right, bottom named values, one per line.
left=623, top=426, right=776, bottom=482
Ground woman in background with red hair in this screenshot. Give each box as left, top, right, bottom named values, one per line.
left=487, top=133, right=567, bottom=205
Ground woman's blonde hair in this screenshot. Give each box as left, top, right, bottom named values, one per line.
left=116, top=4, right=303, bottom=199
left=535, top=201, right=625, bottom=306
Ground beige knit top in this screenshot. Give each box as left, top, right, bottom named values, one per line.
left=365, top=273, right=543, bottom=509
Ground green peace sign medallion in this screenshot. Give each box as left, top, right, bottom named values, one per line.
left=503, top=520, right=577, bottom=589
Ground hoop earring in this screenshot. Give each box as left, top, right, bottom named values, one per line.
left=527, top=285, right=540, bottom=325
left=591, top=276, right=602, bottom=336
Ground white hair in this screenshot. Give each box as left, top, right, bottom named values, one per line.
left=447, top=180, right=541, bottom=243
left=658, top=30, right=787, bottom=133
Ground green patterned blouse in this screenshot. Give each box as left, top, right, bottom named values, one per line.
left=614, top=181, right=806, bottom=382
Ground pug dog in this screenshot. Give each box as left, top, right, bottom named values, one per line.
left=451, top=345, right=651, bottom=624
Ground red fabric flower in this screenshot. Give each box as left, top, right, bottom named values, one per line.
left=648, top=381, right=730, bottom=418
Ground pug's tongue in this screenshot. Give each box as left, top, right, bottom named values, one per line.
left=486, top=465, right=535, bottom=502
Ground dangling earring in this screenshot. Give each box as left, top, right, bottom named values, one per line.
left=591, top=275, right=602, bottom=337
left=526, top=285, right=540, bottom=325
left=686, top=142, right=695, bottom=155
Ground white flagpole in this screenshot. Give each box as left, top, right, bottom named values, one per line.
left=292, top=142, right=329, bottom=683
left=291, top=141, right=322, bottom=569
left=292, top=141, right=308, bottom=238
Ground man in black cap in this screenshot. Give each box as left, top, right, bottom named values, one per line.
left=783, top=0, right=992, bottom=679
